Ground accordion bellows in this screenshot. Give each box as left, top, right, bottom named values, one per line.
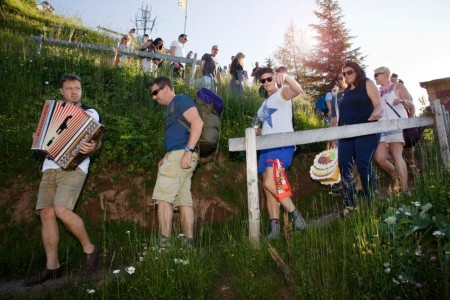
left=32, top=100, right=105, bottom=170
left=310, top=148, right=341, bottom=185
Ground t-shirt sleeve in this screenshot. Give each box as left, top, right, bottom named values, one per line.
left=175, top=95, right=196, bottom=119
left=325, top=92, right=333, bottom=101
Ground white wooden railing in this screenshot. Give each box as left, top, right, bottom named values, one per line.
left=30, top=35, right=200, bottom=84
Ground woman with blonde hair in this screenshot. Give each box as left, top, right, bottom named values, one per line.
left=114, top=35, right=131, bottom=65
left=374, top=66, right=414, bottom=195
left=229, top=52, right=245, bottom=95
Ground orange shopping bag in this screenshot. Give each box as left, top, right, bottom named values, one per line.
left=271, top=159, right=292, bottom=200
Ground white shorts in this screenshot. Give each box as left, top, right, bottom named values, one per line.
left=380, top=129, right=404, bottom=144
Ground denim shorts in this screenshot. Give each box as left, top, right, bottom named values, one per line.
left=257, top=146, right=295, bottom=174
left=36, top=168, right=87, bottom=211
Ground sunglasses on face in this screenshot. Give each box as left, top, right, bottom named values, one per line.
left=342, top=70, right=354, bottom=77
left=374, top=72, right=384, bottom=78
left=151, top=86, right=164, bottom=96
left=337, top=77, right=344, bottom=80
left=260, top=77, right=273, bottom=84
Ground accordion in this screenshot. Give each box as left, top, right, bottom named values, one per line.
left=31, top=100, right=105, bottom=170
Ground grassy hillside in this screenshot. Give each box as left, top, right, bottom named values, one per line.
left=1, top=1, right=449, bottom=299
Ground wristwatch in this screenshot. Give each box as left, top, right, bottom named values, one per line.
left=184, top=146, right=195, bottom=152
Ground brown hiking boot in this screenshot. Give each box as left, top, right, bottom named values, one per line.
left=82, top=246, right=100, bottom=274
left=23, top=266, right=64, bottom=287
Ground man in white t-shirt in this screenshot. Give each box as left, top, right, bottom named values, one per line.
left=24, top=74, right=102, bottom=287
left=170, top=34, right=188, bottom=80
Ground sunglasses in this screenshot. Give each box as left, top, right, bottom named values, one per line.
left=342, top=70, right=354, bottom=77
left=151, top=86, right=164, bottom=96
left=374, top=72, right=384, bottom=77
left=337, top=77, right=344, bottom=80
left=260, top=77, right=273, bottom=84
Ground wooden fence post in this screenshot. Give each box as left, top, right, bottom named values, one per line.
left=432, top=99, right=450, bottom=169
left=37, top=34, right=43, bottom=54
left=189, top=53, right=197, bottom=85
left=245, top=128, right=260, bottom=247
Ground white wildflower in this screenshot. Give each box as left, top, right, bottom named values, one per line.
left=420, top=203, right=433, bottom=218
left=126, top=266, right=136, bottom=274
left=383, top=262, right=390, bottom=268
left=415, top=247, right=422, bottom=256
left=86, top=289, right=95, bottom=294
left=45, top=81, right=49, bottom=85
left=433, top=230, right=445, bottom=237
left=113, top=269, right=120, bottom=274
left=392, top=278, right=400, bottom=285
left=384, top=216, right=397, bottom=225
left=404, top=211, right=412, bottom=216
left=385, top=268, right=391, bottom=273
left=126, top=231, right=130, bottom=234
left=139, top=256, right=144, bottom=262
left=411, top=201, right=421, bottom=207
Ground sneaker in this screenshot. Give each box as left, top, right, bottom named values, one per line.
left=340, top=206, right=355, bottom=218
left=289, top=210, right=307, bottom=231
left=267, top=219, right=281, bottom=240
left=23, top=266, right=64, bottom=287
left=157, top=235, right=172, bottom=248
left=82, top=246, right=100, bottom=274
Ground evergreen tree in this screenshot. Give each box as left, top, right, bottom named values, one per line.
left=304, top=0, right=365, bottom=94
left=273, top=21, right=314, bottom=93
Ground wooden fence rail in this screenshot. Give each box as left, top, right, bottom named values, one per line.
left=229, top=99, right=450, bottom=247
left=29, top=35, right=200, bottom=83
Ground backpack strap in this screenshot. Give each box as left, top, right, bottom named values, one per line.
left=169, top=100, right=190, bottom=132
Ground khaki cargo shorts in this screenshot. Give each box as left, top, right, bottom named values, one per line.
left=152, top=150, right=198, bottom=208
left=36, top=168, right=87, bottom=211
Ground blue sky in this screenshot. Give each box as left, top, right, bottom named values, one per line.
left=49, top=0, right=450, bottom=107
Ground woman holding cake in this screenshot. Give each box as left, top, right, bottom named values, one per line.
left=338, top=61, right=382, bottom=217
left=256, top=67, right=307, bottom=240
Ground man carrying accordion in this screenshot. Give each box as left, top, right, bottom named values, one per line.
left=24, top=74, right=103, bottom=287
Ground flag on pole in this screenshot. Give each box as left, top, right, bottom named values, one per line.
left=178, top=0, right=186, bottom=10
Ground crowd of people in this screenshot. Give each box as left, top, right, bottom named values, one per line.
left=25, top=28, right=421, bottom=285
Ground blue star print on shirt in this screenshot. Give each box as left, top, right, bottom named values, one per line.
left=262, top=103, right=278, bottom=128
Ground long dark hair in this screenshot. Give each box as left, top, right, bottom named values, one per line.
left=343, top=61, right=367, bottom=87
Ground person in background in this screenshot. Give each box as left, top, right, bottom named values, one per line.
left=24, top=74, right=102, bottom=287
left=114, top=34, right=131, bottom=65
left=390, top=73, right=398, bottom=84
left=142, top=34, right=151, bottom=43
left=229, top=52, right=245, bottom=95
left=149, top=77, right=203, bottom=247
left=256, top=67, right=307, bottom=240
left=323, top=91, right=333, bottom=127
left=397, top=78, right=419, bottom=171
left=338, top=61, right=382, bottom=217
left=251, top=62, right=261, bottom=84
left=199, top=45, right=221, bottom=86
left=374, top=66, right=414, bottom=195
left=330, top=72, right=346, bottom=128
left=186, top=51, right=193, bottom=59
left=170, top=34, right=188, bottom=80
